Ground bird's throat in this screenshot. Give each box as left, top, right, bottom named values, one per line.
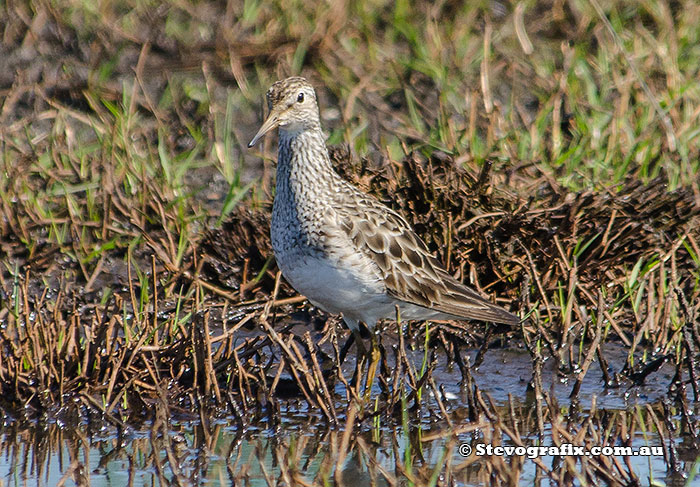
left=276, top=128, right=339, bottom=199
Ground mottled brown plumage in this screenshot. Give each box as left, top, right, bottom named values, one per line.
left=248, top=76, right=519, bottom=333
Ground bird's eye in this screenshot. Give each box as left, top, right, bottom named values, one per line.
left=297, top=92, right=304, bottom=103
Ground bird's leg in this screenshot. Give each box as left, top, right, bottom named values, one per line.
left=344, top=321, right=379, bottom=401
left=349, top=326, right=368, bottom=395
left=352, top=327, right=368, bottom=356
left=363, top=327, right=381, bottom=403
left=338, top=332, right=355, bottom=365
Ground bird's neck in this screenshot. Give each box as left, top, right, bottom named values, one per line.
left=276, top=126, right=341, bottom=196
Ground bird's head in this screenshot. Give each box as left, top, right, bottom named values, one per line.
left=248, top=76, right=320, bottom=147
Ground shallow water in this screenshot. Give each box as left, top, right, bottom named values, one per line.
left=1, top=343, right=698, bottom=486
left=1, top=410, right=694, bottom=486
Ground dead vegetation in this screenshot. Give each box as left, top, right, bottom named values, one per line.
left=1, top=145, right=699, bottom=485
left=1, top=0, right=700, bottom=484
left=0, top=377, right=694, bottom=486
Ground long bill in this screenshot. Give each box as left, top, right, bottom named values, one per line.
left=248, top=111, right=280, bottom=147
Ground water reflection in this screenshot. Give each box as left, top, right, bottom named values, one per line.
left=1, top=396, right=697, bottom=487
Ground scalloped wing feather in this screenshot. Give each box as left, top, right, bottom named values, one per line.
left=340, top=191, right=519, bottom=326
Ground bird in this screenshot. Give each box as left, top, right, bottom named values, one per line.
left=248, top=76, right=519, bottom=391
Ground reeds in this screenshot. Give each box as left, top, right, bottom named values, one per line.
left=1, top=0, right=699, bottom=484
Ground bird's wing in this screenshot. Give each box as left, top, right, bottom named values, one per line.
left=339, top=190, right=519, bottom=326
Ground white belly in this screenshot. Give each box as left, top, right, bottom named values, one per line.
left=269, top=188, right=446, bottom=326
left=277, top=252, right=390, bottom=320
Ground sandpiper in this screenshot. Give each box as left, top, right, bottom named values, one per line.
left=248, top=76, right=518, bottom=381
